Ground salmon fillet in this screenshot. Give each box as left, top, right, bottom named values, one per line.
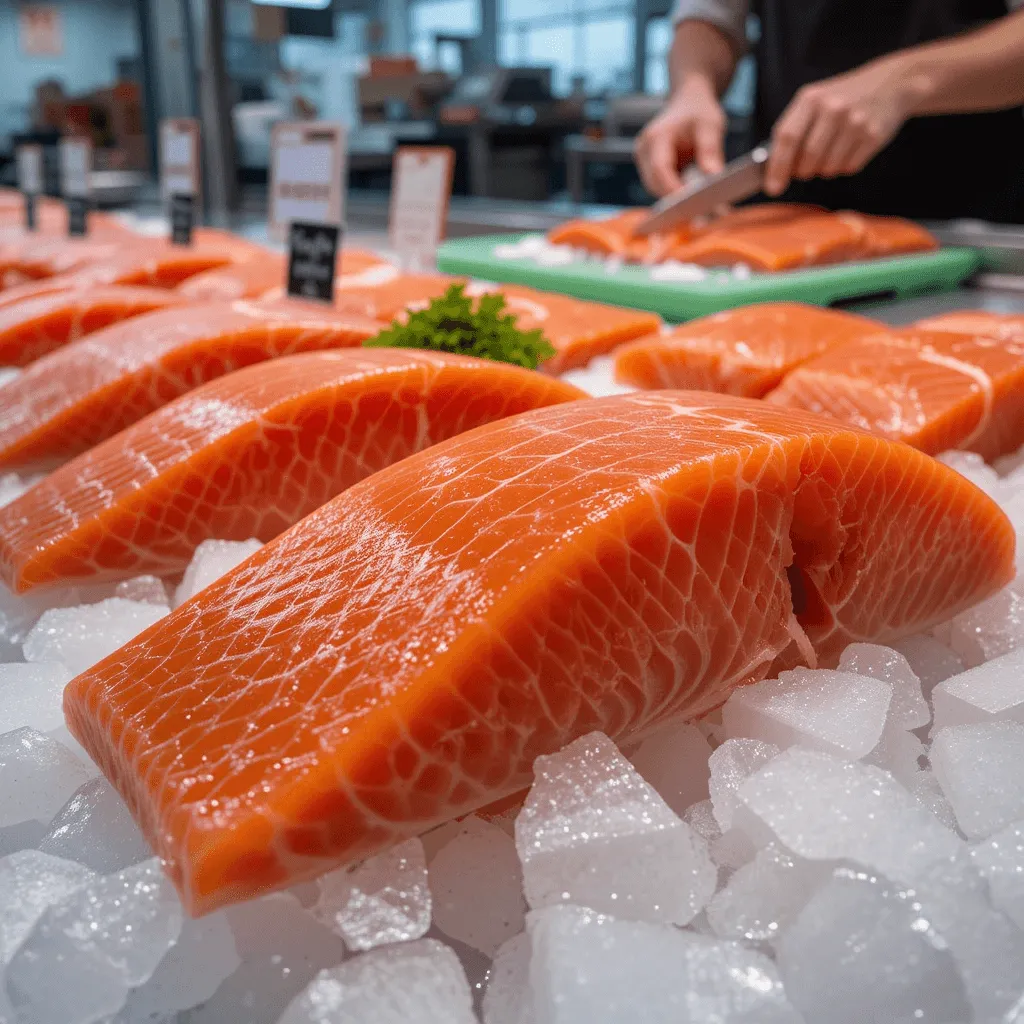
left=765, top=328, right=1024, bottom=460
left=548, top=209, right=692, bottom=263
left=0, top=300, right=382, bottom=470
left=330, top=272, right=463, bottom=320
left=613, top=302, right=879, bottom=397
left=840, top=214, right=938, bottom=257
left=64, top=391, right=1014, bottom=915
left=672, top=213, right=869, bottom=271
left=0, top=286, right=187, bottom=367
left=914, top=310, right=1024, bottom=341
left=179, top=256, right=288, bottom=301
left=0, top=350, right=585, bottom=591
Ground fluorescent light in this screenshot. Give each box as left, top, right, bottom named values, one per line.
left=251, top=0, right=332, bottom=9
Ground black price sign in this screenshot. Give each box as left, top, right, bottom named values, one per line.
left=67, top=196, right=89, bottom=237
left=287, top=221, right=340, bottom=304
left=170, top=194, right=195, bottom=246
left=24, top=193, right=36, bottom=231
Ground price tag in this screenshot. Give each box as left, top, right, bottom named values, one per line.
left=170, top=194, right=195, bottom=246
left=287, top=222, right=340, bottom=304
left=389, top=146, right=455, bottom=272
left=16, top=145, right=43, bottom=231
left=269, top=121, right=345, bottom=241
left=160, top=119, right=200, bottom=199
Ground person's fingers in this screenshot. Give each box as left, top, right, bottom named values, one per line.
left=819, top=119, right=865, bottom=178
left=637, top=124, right=689, bottom=197
left=794, top=101, right=844, bottom=180
left=838, top=127, right=886, bottom=177
left=765, top=88, right=818, bottom=196
left=693, top=113, right=726, bottom=176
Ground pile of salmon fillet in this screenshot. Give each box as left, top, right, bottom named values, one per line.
left=2, top=191, right=1024, bottom=1023
left=548, top=204, right=938, bottom=271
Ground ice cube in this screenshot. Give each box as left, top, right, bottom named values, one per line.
left=891, top=634, right=964, bottom=696
left=187, top=892, right=345, bottom=1024
left=515, top=732, right=717, bottom=926
left=0, top=820, right=46, bottom=858
left=710, top=828, right=759, bottom=870
left=938, top=449, right=1006, bottom=499
left=708, top=738, right=780, bottom=831
left=949, top=587, right=1024, bottom=668
left=0, top=662, right=71, bottom=734
left=706, top=843, right=834, bottom=947
left=430, top=815, right=526, bottom=957
left=722, top=668, right=891, bottom=759
left=736, top=746, right=962, bottom=884
left=559, top=358, right=636, bottom=398
left=483, top=932, right=533, bottom=1024
left=38, top=776, right=151, bottom=874
left=971, top=820, right=1024, bottom=930
left=313, top=837, right=430, bottom=952
left=931, top=722, right=1024, bottom=838
left=23, top=598, right=168, bottom=675
left=627, top=720, right=712, bottom=816
left=837, top=643, right=930, bottom=729
left=0, top=728, right=95, bottom=827
left=931, top=646, right=1024, bottom=729
left=681, top=799, right=720, bottom=843
left=5, top=858, right=183, bottom=1024
left=527, top=904, right=801, bottom=1024
left=0, top=850, right=95, bottom=965
left=912, top=853, right=1024, bottom=1021
left=114, top=575, right=170, bottom=606
left=776, top=865, right=973, bottom=1024
left=277, top=938, right=477, bottom=1024
left=174, top=538, right=263, bottom=606
left=117, top=909, right=240, bottom=1019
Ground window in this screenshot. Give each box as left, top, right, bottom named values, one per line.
left=644, top=17, right=672, bottom=95
left=497, top=0, right=634, bottom=96
left=410, top=0, right=480, bottom=71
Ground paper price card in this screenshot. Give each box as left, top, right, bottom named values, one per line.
left=160, top=118, right=201, bottom=200
left=389, top=146, right=455, bottom=271
left=269, top=121, right=346, bottom=241
left=59, top=137, right=91, bottom=199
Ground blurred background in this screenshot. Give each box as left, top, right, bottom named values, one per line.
left=0, top=0, right=758, bottom=227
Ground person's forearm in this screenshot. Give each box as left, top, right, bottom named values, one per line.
left=669, top=20, right=740, bottom=99
left=882, top=10, right=1024, bottom=116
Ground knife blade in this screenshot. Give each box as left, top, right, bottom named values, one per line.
left=633, top=145, right=772, bottom=237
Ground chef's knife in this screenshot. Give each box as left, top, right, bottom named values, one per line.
left=633, top=144, right=772, bottom=237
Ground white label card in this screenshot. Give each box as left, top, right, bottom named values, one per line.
left=16, top=145, right=43, bottom=195
left=389, top=147, right=455, bottom=272
left=269, top=121, right=346, bottom=240
left=160, top=119, right=201, bottom=200
left=59, top=138, right=91, bottom=199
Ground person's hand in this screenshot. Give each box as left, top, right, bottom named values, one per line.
left=764, top=56, right=919, bottom=196
left=635, top=76, right=727, bottom=197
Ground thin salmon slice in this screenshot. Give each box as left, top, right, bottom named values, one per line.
left=548, top=209, right=692, bottom=263
left=64, top=391, right=1014, bottom=914
left=0, top=300, right=382, bottom=470
left=766, top=328, right=1024, bottom=460
left=914, top=310, right=1024, bottom=341
left=179, top=255, right=288, bottom=301
left=0, top=286, right=187, bottom=367
left=613, top=302, right=879, bottom=397
left=672, top=212, right=868, bottom=271
left=0, top=350, right=585, bottom=591
left=840, top=213, right=938, bottom=257
left=329, top=272, right=462, bottom=320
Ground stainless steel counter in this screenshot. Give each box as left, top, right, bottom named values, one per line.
left=855, top=285, right=1024, bottom=325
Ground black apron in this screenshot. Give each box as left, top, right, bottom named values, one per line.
left=753, top=0, right=1024, bottom=222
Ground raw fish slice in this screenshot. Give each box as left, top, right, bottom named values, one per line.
left=766, top=328, right=1024, bottom=460
left=179, top=256, right=288, bottom=301
left=672, top=213, right=868, bottom=271
left=915, top=310, right=1024, bottom=341
left=330, top=272, right=464, bottom=320
left=0, top=350, right=585, bottom=590
left=548, top=210, right=691, bottom=263
left=64, top=392, right=1014, bottom=915
left=0, top=236, right=126, bottom=284
left=689, top=204, right=822, bottom=237
left=0, top=300, right=382, bottom=470
left=839, top=213, right=938, bottom=257
left=0, top=286, right=187, bottom=367
left=613, top=303, right=879, bottom=397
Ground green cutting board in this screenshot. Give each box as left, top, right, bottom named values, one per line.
left=436, top=234, right=981, bottom=323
